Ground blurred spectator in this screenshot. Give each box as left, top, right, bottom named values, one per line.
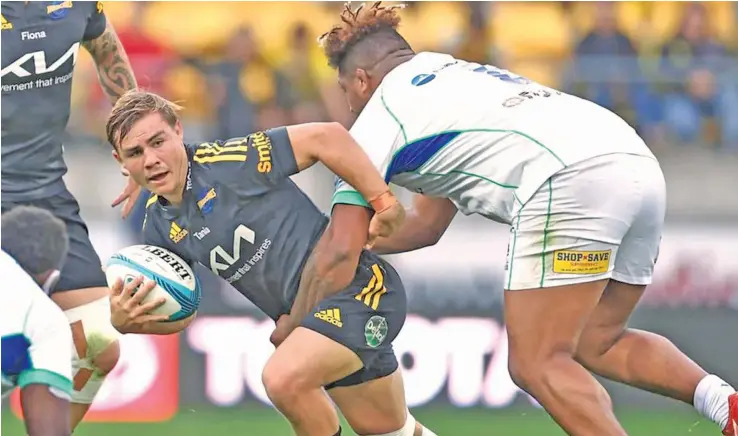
left=659, top=3, right=728, bottom=147
left=454, top=3, right=494, bottom=65
left=569, top=2, right=641, bottom=130
left=203, top=27, right=294, bottom=139
left=279, top=23, right=329, bottom=124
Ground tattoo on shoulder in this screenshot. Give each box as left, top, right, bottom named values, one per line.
left=82, top=23, right=137, bottom=101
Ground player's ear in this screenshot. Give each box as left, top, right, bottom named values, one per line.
left=112, top=148, right=122, bottom=164
left=174, top=119, right=184, bottom=140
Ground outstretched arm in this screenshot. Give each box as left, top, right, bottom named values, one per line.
left=82, top=20, right=137, bottom=103
left=370, top=194, right=458, bottom=255
left=275, top=204, right=372, bottom=343
left=284, top=123, right=404, bottom=241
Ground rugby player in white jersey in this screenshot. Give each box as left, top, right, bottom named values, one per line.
left=1, top=206, right=74, bottom=436
left=316, top=3, right=738, bottom=435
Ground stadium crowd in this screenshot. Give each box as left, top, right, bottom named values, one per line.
left=67, top=1, right=738, bottom=153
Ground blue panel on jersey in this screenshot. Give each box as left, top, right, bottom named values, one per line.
left=1, top=334, right=32, bottom=376
left=385, top=131, right=462, bottom=181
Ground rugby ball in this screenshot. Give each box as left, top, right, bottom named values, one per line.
left=105, top=245, right=202, bottom=322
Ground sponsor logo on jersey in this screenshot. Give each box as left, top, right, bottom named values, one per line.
left=314, top=308, right=343, bottom=328
left=552, top=249, right=611, bottom=275
left=47, top=1, right=73, bottom=19
left=140, top=245, right=193, bottom=281
left=364, top=316, right=388, bottom=348
left=411, top=73, right=436, bottom=86
left=1, top=14, right=13, bottom=30
left=210, top=224, right=272, bottom=283
left=21, top=30, right=47, bottom=40
left=194, top=226, right=211, bottom=240
left=169, top=222, right=188, bottom=243
left=196, top=188, right=216, bottom=214
left=251, top=131, right=272, bottom=174
left=0, top=42, right=80, bottom=90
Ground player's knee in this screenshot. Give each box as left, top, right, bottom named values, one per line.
left=508, top=348, right=573, bottom=392
left=64, top=296, right=121, bottom=404
left=575, top=327, right=627, bottom=369
left=262, top=359, right=307, bottom=407
left=362, top=412, right=418, bottom=436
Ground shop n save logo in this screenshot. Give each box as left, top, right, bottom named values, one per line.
left=11, top=334, right=179, bottom=422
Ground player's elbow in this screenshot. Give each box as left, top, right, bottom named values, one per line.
left=288, top=122, right=348, bottom=170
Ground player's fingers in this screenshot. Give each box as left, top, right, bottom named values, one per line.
left=141, top=314, right=170, bottom=324
left=130, top=298, right=166, bottom=318
left=109, top=277, right=124, bottom=297
left=121, top=199, right=135, bottom=219
left=111, top=191, right=129, bottom=207
left=120, top=275, right=144, bottom=301
left=129, top=279, right=157, bottom=304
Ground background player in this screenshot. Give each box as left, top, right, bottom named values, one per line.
left=320, top=3, right=737, bottom=435
left=1, top=206, right=75, bottom=436
left=1, top=1, right=138, bottom=426
left=103, top=90, right=434, bottom=436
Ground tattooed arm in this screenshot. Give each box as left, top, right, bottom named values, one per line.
left=82, top=21, right=137, bottom=103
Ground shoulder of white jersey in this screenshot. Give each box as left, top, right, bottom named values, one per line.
left=0, top=250, right=41, bottom=296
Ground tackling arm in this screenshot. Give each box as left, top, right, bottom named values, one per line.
left=82, top=21, right=137, bottom=103
left=285, top=123, right=398, bottom=214
left=287, top=204, right=373, bottom=328
left=370, top=194, right=458, bottom=255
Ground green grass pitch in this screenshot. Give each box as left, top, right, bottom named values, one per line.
left=1, top=406, right=720, bottom=435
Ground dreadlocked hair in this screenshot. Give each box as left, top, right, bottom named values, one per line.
left=319, top=2, right=406, bottom=70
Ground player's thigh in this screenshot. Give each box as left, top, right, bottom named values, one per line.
left=269, top=255, right=407, bottom=392
left=263, top=326, right=364, bottom=394
left=327, top=369, right=409, bottom=435
left=576, top=280, right=647, bottom=361
left=505, top=280, right=609, bottom=368
left=43, top=189, right=108, bottom=296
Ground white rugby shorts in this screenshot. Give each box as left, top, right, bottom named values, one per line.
left=504, top=153, right=666, bottom=290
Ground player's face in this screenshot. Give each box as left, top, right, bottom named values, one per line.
left=113, top=113, right=189, bottom=201
left=339, top=69, right=375, bottom=114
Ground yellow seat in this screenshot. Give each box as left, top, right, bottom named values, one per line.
left=490, top=2, right=572, bottom=60
left=705, top=2, right=736, bottom=46
left=162, top=64, right=211, bottom=119
left=142, top=2, right=242, bottom=56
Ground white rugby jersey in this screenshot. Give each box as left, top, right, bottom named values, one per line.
left=0, top=250, right=72, bottom=399
left=333, top=52, right=655, bottom=223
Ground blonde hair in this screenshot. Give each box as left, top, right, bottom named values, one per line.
left=106, top=90, right=183, bottom=149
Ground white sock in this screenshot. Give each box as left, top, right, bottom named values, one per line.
left=421, top=427, right=439, bottom=436
left=694, top=374, right=735, bottom=429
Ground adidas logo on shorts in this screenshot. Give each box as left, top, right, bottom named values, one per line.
left=314, top=308, right=343, bottom=328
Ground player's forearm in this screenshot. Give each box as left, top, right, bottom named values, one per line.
left=370, top=211, right=442, bottom=255
left=290, top=240, right=358, bottom=325
left=82, top=22, right=137, bottom=103
left=288, top=123, right=393, bottom=207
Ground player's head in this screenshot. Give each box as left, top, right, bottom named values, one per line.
left=1, top=206, right=69, bottom=292
left=320, top=2, right=414, bottom=114
left=106, top=90, right=189, bottom=202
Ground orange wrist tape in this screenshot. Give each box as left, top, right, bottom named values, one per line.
left=368, top=190, right=397, bottom=214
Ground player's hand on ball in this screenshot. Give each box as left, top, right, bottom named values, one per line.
left=269, top=315, right=296, bottom=347
left=109, top=275, right=169, bottom=334
left=111, top=168, right=142, bottom=220
left=366, top=201, right=406, bottom=249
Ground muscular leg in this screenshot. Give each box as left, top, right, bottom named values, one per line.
left=576, top=279, right=735, bottom=430
left=262, top=327, right=361, bottom=436
left=505, top=279, right=626, bottom=436
left=328, top=371, right=435, bottom=436
left=52, top=287, right=121, bottom=429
